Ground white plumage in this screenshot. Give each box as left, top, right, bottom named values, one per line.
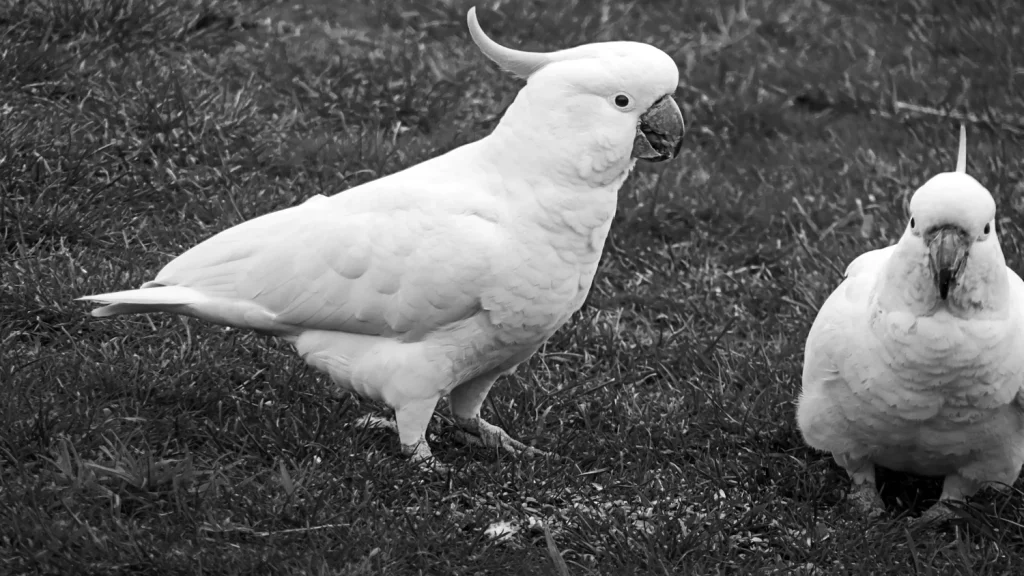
left=798, top=125, right=1024, bottom=525
left=79, top=8, right=685, bottom=471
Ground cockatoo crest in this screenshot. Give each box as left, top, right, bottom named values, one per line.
left=908, top=124, right=995, bottom=234
left=882, top=124, right=1004, bottom=313
left=467, top=7, right=684, bottom=172
left=466, top=7, right=678, bottom=92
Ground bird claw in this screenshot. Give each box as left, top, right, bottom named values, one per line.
left=353, top=413, right=399, bottom=434
left=414, top=455, right=452, bottom=476
left=403, top=440, right=451, bottom=476
left=356, top=412, right=557, bottom=470
left=848, top=482, right=886, bottom=519
left=453, top=418, right=554, bottom=460
left=908, top=501, right=957, bottom=531
left=354, top=413, right=453, bottom=474
left=452, top=430, right=549, bottom=458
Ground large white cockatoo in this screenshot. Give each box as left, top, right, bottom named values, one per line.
left=79, top=8, right=685, bottom=472
left=798, top=125, right=1024, bottom=525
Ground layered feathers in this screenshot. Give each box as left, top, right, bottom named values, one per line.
left=79, top=8, right=684, bottom=467
left=800, top=244, right=1024, bottom=478
left=798, top=126, right=1024, bottom=520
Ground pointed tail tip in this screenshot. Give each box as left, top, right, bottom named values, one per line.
left=74, top=295, right=115, bottom=317
left=955, top=123, right=967, bottom=173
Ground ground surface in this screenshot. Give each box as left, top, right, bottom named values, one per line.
left=3, top=0, right=1024, bottom=574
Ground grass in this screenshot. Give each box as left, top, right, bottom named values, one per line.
left=2, top=0, right=1024, bottom=573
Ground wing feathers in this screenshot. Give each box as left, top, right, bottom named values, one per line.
left=83, top=192, right=504, bottom=340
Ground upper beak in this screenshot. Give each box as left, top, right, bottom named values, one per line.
left=927, top=225, right=970, bottom=300
left=631, top=95, right=685, bottom=162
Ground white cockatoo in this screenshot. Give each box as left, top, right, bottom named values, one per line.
left=798, top=125, right=1024, bottom=526
left=78, top=8, right=685, bottom=472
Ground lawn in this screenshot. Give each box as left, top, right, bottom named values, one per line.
left=2, top=0, right=1024, bottom=574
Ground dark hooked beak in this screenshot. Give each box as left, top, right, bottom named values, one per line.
left=927, top=225, right=970, bottom=300
left=631, top=95, right=685, bottom=162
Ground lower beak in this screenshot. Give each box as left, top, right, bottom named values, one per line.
left=928, top=226, right=970, bottom=300
left=631, top=95, right=685, bottom=162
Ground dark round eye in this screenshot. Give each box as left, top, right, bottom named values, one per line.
left=984, top=223, right=991, bottom=234
left=910, top=217, right=915, bottom=229
left=614, top=94, right=630, bottom=108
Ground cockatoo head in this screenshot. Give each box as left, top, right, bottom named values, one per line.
left=896, top=125, right=1004, bottom=311
left=467, top=8, right=685, bottom=177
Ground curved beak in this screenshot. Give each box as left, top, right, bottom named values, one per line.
left=631, top=95, right=685, bottom=162
left=927, top=225, right=970, bottom=300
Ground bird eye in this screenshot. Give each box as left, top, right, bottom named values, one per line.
left=910, top=217, right=915, bottom=229
left=984, top=223, right=991, bottom=234
left=614, top=94, right=630, bottom=108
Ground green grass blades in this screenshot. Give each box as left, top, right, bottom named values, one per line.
left=2, top=0, right=1024, bottom=574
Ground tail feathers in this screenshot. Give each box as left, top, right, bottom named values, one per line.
left=78, top=284, right=284, bottom=334
left=78, top=285, right=204, bottom=318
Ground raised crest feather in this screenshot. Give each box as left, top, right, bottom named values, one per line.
left=467, top=7, right=551, bottom=79
left=956, top=123, right=967, bottom=173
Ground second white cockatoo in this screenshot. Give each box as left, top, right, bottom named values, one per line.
left=78, top=8, right=686, bottom=471
left=798, top=125, right=1024, bottom=526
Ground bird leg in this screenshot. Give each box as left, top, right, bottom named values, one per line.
left=394, top=397, right=449, bottom=475
left=449, top=373, right=550, bottom=458
left=355, top=411, right=444, bottom=472
left=835, top=453, right=885, bottom=518
left=909, top=473, right=980, bottom=530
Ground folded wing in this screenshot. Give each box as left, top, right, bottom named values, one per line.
left=802, top=245, right=895, bottom=401
left=83, top=193, right=505, bottom=341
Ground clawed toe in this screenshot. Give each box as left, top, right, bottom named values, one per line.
left=357, top=409, right=557, bottom=470
left=354, top=414, right=399, bottom=434
left=414, top=456, right=452, bottom=476
left=848, top=482, right=886, bottom=519
left=403, top=441, right=451, bottom=476
left=908, top=501, right=957, bottom=531
left=452, top=428, right=550, bottom=457
left=453, top=418, right=555, bottom=460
